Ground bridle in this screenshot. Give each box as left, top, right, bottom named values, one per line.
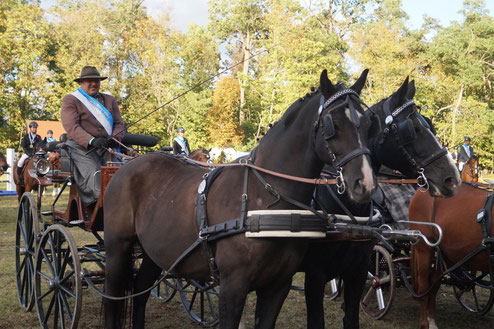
left=313, top=88, right=371, bottom=194
left=374, top=98, right=447, bottom=191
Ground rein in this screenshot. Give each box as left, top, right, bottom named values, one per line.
left=185, top=157, right=339, bottom=185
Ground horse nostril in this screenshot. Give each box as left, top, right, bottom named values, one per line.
left=445, top=176, right=459, bottom=188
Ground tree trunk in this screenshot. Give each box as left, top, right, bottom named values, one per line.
left=452, top=83, right=464, bottom=140
left=239, top=32, right=251, bottom=125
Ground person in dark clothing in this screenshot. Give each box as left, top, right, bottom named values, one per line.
left=172, top=127, right=191, bottom=156
left=458, top=136, right=474, bottom=172
left=17, top=121, right=43, bottom=184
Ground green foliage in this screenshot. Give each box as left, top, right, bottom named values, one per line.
left=1, top=0, right=494, bottom=169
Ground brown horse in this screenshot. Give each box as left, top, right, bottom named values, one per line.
left=13, top=143, right=51, bottom=201
left=0, top=151, right=8, bottom=176
left=189, top=147, right=211, bottom=163
left=103, top=69, right=376, bottom=328
left=13, top=157, right=38, bottom=201
left=410, top=182, right=494, bottom=329
left=48, top=151, right=61, bottom=197
left=461, top=155, right=479, bottom=182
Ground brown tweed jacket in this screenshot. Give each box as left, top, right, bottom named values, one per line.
left=61, top=92, right=126, bottom=148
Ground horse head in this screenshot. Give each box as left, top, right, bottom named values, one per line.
left=367, top=78, right=460, bottom=197
left=189, top=148, right=210, bottom=162
left=260, top=69, right=375, bottom=204
left=48, top=151, right=61, bottom=170
left=0, top=152, right=8, bottom=175
left=461, top=155, right=479, bottom=182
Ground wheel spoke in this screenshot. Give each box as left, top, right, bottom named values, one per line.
left=59, top=289, right=73, bottom=326
left=40, top=243, right=57, bottom=277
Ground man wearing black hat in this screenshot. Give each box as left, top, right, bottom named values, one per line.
left=173, top=127, right=191, bottom=156
left=61, top=65, right=126, bottom=205
left=458, top=136, right=474, bottom=172
left=17, top=121, right=43, bottom=184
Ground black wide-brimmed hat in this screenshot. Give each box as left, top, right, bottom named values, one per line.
left=74, top=66, right=108, bottom=82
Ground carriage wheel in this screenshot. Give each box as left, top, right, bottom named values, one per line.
left=151, top=273, right=178, bottom=303
left=453, top=270, right=494, bottom=315
left=15, top=192, right=40, bottom=311
left=177, top=279, right=219, bottom=327
left=34, top=224, right=82, bottom=329
left=360, top=245, right=396, bottom=319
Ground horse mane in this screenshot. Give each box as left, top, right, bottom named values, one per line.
left=280, top=88, right=319, bottom=127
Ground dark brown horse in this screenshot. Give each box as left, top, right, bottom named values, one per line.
left=410, top=182, right=493, bottom=329
left=103, top=69, right=376, bottom=328
left=189, top=147, right=211, bottom=163
left=461, top=155, right=479, bottom=182
left=303, top=78, right=461, bottom=329
left=0, top=151, right=8, bottom=176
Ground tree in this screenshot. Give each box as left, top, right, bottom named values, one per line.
left=208, top=0, right=269, bottom=124
left=207, top=77, right=244, bottom=147
left=0, top=1, right=54, bottom=150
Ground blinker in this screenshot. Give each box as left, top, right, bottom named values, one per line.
left=396, top=119, right=416, bottom=144
left=418, top=114, right=431, bottom=130
left=322, top=114, right=335, bottom=140
left=385, top=115, right=393, bottom=125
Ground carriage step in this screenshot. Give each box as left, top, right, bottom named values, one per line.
left=41, top=211, right=53, bottom=216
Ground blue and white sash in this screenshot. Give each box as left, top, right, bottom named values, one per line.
left=46, top=137, right=56, bottom=142
left=462, top=144, right=471, bottom=158
left=174, top=137, right=189, bottom=155
left=72, top=88, right=113, bottom=135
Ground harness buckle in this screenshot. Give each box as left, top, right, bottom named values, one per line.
left=417, top=168, right=429, bottom=192
left=336, top=167, right=346, bottom=194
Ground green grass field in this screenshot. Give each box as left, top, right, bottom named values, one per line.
left=0, top=183, right=492, bottom=328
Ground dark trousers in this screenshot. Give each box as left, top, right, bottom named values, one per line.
left=66, top=140, right=110, bottom=205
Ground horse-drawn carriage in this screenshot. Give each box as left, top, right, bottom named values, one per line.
left=14, top=69, right=465, bottom=329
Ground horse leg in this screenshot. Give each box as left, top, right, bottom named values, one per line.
left=104, top=237, right=134, bottom=329
left=304, top=267, right=327, bottom=329
left=218, top=273, right=250, bottom=329
left=132, top=252, right=162, bottom=329
left=412, top=243, right=436, bottom=329
left=421, top=268, right=442, bottom=329
left=254, top=280, right=293, bottom=329
left=341, top=245, right=372, bottom=329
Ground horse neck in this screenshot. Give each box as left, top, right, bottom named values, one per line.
left=367, top=106, right=388, bottom=172
left=255, top=98, right=323, bottom=185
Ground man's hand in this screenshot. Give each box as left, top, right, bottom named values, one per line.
left=108, top=138, right=119, bottom=148
left=90, top=137, right=109, bottom=149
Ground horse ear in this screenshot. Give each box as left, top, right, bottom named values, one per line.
left=350, top=69, right=369, bottom=95
left=208, top=148, right=212, bottom=152
left=393, top=76, right=409, bottom=105
left=320, top=69, right=334, bottom=98
left=407, top=79, right=416, bottom=99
